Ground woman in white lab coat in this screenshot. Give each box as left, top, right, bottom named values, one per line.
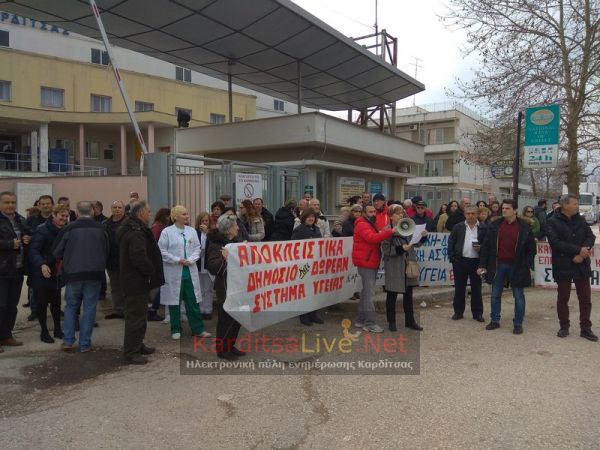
left=159, top=205, right=210, bottom=340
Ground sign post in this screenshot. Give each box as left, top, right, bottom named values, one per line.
left=523, top=104, right=561, bottom=169
left=235, top=173, right=262, bottom=206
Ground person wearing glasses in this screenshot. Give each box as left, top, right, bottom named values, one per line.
left=521, top=206, right=541, bottom=239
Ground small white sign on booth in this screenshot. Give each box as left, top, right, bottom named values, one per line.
left=235, top=173, right=262, bottom=206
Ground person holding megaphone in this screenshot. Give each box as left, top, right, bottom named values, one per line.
left=381, top=204, right=427, bottom=332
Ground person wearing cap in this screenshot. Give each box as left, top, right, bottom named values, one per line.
left=372, top=193, right=389, bottom=231
left=412, top=201, right=434, bottom=231
left=410, top=196, right=433, bottom=219
left=219, top=194, right=232, bottom=208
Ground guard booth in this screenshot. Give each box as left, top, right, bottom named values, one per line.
left=146, top=152, right=307, bottom=219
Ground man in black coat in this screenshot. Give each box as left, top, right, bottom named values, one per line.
left=547, top=194, right=597, bottom=341
left=0, top=191, right=32, bottom=350
left=448, top=206, right=485, bottom=322
left=477, top=199, right=536, bottom=334
left=270, top=200, right=297, bottom=241
left=116, top=201, right=165, bottom=364
left=103, top=201, right=126, bottom=319
left=533, top=199, right=548, bottom=240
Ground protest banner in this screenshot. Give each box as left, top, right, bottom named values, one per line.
left=224, top=238, right=359, bottom=331
left=534, top=242, right=600, bottom=291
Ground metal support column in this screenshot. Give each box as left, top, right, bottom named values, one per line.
left=297, top=61, right=302, bottom=114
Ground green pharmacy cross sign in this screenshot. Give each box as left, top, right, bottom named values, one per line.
left=523, top=104, right=560, bottom=168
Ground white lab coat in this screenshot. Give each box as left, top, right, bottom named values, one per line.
left=158, top=224, right=203, bottom=306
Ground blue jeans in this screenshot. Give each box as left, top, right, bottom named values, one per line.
left=490, top=263, right=526, bottom=326
left=64, top=280, right=101, bottom=350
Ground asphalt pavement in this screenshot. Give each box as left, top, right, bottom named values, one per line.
left=0, top=285, right=599, bottom=449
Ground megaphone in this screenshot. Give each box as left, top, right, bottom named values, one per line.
left=395, top=218, right=416, bottom=237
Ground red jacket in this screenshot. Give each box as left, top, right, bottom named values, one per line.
left=352, top=217, right=394, bottom=269
left=375, top=205, right=389, bottom=231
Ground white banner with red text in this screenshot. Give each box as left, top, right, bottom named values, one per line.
left=224, top=238, right=359, bottom=331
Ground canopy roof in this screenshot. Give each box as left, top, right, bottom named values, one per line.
left=0, top=0, right=425, bottom=110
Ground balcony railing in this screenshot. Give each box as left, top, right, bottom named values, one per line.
left=0, top=152, right=107, bottom=176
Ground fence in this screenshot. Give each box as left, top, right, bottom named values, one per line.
left=0, top=152, right=107, bottom=176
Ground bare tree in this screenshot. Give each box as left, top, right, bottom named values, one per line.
left=443, top=0, right=600, bottom=195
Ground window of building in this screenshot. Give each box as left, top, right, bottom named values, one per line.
left=135, top=101, right=154, bottom=112
left=210, top=113, right=226, bottom=125
left=274, top=99, right=284, bottom=111
left=86, top=141, right=100, bottom=159
left=91, top=48, right=109, bottom=65
left=40, top=87, right=64, bottom=108
left=175, top=66, right=191, bottom=82
left=0, top=81, right=10, bottom=101
left=0, top=30, right=9, bottom=47
left=103, top=144, right=114, bottom=160
left=91, top=94, right=111, bottom=112
left=425, top=160, right=444, bottom=177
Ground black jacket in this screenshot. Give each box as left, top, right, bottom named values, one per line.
left=104, top=215, right=126, bottom=271
left=206, top=229, right=234, bottom=304
left=53, top=217, right=109, bottom=282
left=28, top=218, right=64, bottom=289
left=26, top=213, right=51, bottom=232
left=291, top=223, right=322, bottom=240
left=479, top=217, right=536, bottom=287
left=413, top=213, right=434, bottom=232
left=448, top=221, right=485, bottom=263
left=260, top=207, right=275, bottom=241
left=547, top=210, right=595, bottom=281
left=341, top=217, right=356, bottom=237
left=445, top=209, right=466, bottom=232
left=533, top=206, right=548, bottom=239
left=270, top=207, right=295, bottom=241
left=0, top=212, right=31, bottom=278
left=116, top=216, right=165, bottom=296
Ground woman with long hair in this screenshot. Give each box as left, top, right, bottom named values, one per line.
left=158, top=205, right=210, bottom=340
left=437, top=201, right=458, bottom=233
left=195, top=212, right=214, bottom=320
left=239, top=199, right=265, bottom=242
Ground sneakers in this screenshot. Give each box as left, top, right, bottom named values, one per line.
left=80, top=347, right=92, bottom=353
left=171, top=333, right=181, bottom=340
left=557, top=328, right=569, bottom=338
left=62, top=343, right=76, bottom=352
left=193, top=331, right=211, bottom=338
left=354, top=321, right=365, bottom=328
left=363, top=324, right=384, bottom=333
left=580, top=329, right=598, bottom=342
left=485, top=321, right=500, bottom=330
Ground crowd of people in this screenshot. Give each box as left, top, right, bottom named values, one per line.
left=0, top=188, right=596, bottom=365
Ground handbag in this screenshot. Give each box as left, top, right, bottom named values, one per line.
left=405, top=257, right=420, bottom=279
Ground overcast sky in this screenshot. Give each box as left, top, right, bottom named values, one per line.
left=292, top=0, right=477, bottom=108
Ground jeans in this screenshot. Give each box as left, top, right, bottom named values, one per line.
left=490, top=263, right=525, bottom=326
left=357, top=267, right=377, bottom=326
left=64, top=280, right=101, bottom=350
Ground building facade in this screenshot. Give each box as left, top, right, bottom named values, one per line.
left=0, top=11, right=302, bottom=177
